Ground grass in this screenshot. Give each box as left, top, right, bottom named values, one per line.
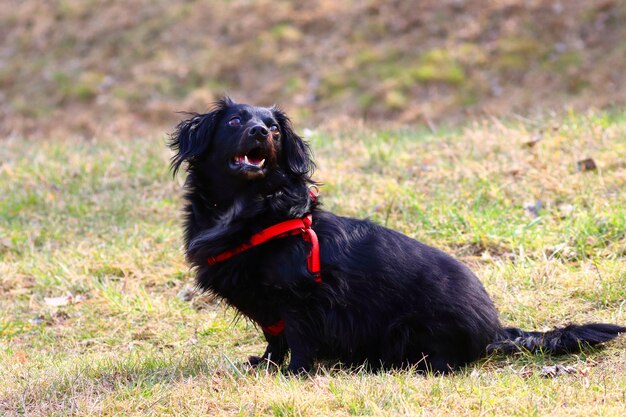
left=1, top=110, right=626, bottom=415
left=3, top=1, right=626, bottom=137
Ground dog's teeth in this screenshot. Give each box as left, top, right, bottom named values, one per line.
left=244, top=155, right=250, bottom=165
left=259, top=159, right=265, bottom=167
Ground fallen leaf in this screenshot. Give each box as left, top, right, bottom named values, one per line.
left=540, top=364, right=577, bottom=378
left=14, top=351, right=28, bottom=364
left=523, top=133, right=542, bottom=148
left=44, top=293, right=73, bottom=307
left=0, top=237, right=14, bottom=250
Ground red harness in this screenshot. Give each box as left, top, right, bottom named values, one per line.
left=207, top=209, right=322, bottom=336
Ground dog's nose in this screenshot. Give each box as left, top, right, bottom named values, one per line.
left=248, top=125, right=269, bottom=140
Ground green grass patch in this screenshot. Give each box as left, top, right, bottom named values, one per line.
left=1, top=110, right=626, bottom=415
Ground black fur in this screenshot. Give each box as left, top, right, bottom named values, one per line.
left=487, top=323, right=626, bottom=355
left=169, top=98, right=626, bottom=373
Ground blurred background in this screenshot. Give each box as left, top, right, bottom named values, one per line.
left=1, top=0, right=625, bottom=139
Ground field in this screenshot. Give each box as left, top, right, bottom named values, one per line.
left=1, top=110, right=626, bottom=415
left=3, top=0, right=626, bottom=138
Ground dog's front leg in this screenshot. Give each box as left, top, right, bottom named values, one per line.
left=284, top=326, right=316, bottom=374
left=248, top=333, right=287, bottom=367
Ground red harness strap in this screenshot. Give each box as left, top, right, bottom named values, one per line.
left=262, top=320, right=286, bottom=336
left=207, top=214, right=321, bottom=282
left=207, top=212, right=322, bottom=336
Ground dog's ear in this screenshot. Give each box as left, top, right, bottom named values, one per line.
left=273, top=107, right=315, bottom=180
left=168, top=112, right=216, bottom=176
left=168, top=98, right=233, bottom=176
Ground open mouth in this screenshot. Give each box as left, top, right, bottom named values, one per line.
left=230, top=147, right=266, bottom=171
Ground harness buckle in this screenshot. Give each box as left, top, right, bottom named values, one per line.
left=308, top=184, right=320, bottom=199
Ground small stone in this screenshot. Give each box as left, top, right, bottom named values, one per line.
left=177, top=286, right=195, bottom=302
left=523, top=200, right=542, bottom=218
left=577, top=158, right=597, bottom=172
left=52, top=311, right=70, bottom=324
left=557, top=204, right=574, bottom=218
left=28, top=316, right=45, bottom=325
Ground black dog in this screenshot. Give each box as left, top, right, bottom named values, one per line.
left=169, top=97, right=625, bottom=373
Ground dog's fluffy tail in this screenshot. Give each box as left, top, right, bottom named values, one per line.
left=487, top=323, right=626, bottom=355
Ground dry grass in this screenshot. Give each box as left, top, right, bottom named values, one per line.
left=1, top=110, right=626, bottom=415
left=2, top=0, right=626, bottom=138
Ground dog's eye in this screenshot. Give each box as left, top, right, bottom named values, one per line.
left=269, top=124, right=279, bottom=134
left=228, top=117, right=242, bottom=127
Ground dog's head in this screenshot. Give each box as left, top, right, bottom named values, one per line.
left=169, top=97, right=313, bottom=184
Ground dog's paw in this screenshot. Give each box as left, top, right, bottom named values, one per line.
left=247, top=355, right=265, bottom=367
left=286, top=364, right=310, bottom=375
